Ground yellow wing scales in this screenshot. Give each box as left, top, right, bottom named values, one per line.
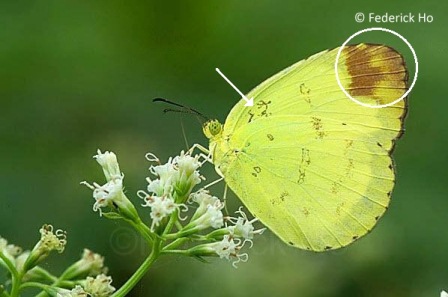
left=225, top=120, right=394, bottom=250
left=207, top=43, right=408, bottom=251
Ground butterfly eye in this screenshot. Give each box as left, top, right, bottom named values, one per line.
left=208, top=120, right=222, bottom=136
left=203, top=120, right=222, bottom=138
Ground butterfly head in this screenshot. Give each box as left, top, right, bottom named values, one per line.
left=203, top=119, right=223, bottom=139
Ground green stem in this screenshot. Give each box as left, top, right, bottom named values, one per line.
left=129, top=218, right=154, bottom=246
left=35, top=286, right=54, bottom=297
left=33, top=266, right=58, bottom=282
left=164, top=226, right=199, bottom=240
left=162, top=210, right=178, bottom=236
left=111, top=240, right=160, bottom=297
left=0, top=253, right=18, bottom=279
left=34, top=278, right=77, bottom=297
left=162, top=238, right=189, bottom=251
left=34, top=273, right=65, bottom=297
left=161, top=249, right=188, bottom=255
left=20, top=282, right=48, bottom=291
left=175, top=221, right=183, bottom=231
left=34, top=289, right=47, bottom=297
left=10, top=271, right=23, bottom=297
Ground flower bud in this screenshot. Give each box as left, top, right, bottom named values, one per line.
left=60, top=249, right=106, bottom=280
left=23, top=224, right=67, bottom=271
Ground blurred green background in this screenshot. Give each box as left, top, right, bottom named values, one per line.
left=1, top=0, right=447, bottom=296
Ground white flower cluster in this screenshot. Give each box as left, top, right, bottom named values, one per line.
left=20, top=224, right=68, bottom=272
left=182, top=191, right=265, bottom=267
left=0, top=236, right=23, bottom=268
left=1, top=225, right=70, bottom=278
left=139, top=150, right=265, bottom=267
left=208, top=207, right=265, bottom=268
left=81, top=148, right=265, bottom=268
left=83, top=274, right=116, bottom=297
left=138, top=151, right=202, bottom=230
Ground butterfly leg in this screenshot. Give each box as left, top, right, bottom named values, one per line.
left=187, top=143, right=209, bottom=155
left=201, top=176, right=224, bottom=190
left=187, top=143, right=212, bottom=165
left=223, top=183, right=229, bottom=215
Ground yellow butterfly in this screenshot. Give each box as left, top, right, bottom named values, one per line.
left=203, top=43, right=408, bottom=251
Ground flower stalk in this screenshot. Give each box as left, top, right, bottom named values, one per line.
left=1, top=148, right=264, bottom=297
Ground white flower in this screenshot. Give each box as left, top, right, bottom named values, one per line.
left=0, top=237, right=22, bottom=268
left=190, top=190, right=221, bottom=220
left=84, top=274, right=115, bottom=297
left=174, top=152, right=201, bottom=182
left=191, top=190, right=219, bottom=206
left=60, top=249, right=106, bottom=280
left=82, top=150, right=139, bottom=221
left=94, top=150, right=121, bottom=182
left=150, top=161, right=177, bottom=182
left=210, top=235, right=248, bottom=268
left=227, top=207, right=266, bottom=241
left=172, top=152, right=202, bottom=196
left=189, top=201, right=224, bottom=230
left=211, top=235, right=239, bottom=260
left=78, top=249, right=105, bottom=276
left=82, top=151, right=124, bottom=215
left=0, top=237, right=22, bottom=257
left=56, top=285, right=88, bottom=297
left=441, top=291, right=448, bottom=297
left=85, top=179, right=124, bottom=215
left=174, top=152, right=201, bottom=176
left=142, top=195, right=179, bottom=230
left=147, top=162, right=176, bottom=196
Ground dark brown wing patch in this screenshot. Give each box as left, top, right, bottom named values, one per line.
left=344, top=44, right=408, bottom=103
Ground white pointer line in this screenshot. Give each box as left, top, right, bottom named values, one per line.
left=215, top=68, right=253, bottom=107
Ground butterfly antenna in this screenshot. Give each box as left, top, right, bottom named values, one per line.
left=153, top=98, right=209, bottom=122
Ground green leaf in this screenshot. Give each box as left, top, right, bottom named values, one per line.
left=103, top=212, right=123, bottom=220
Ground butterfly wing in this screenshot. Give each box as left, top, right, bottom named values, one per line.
left=216, top=44, right=407, bottom=251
